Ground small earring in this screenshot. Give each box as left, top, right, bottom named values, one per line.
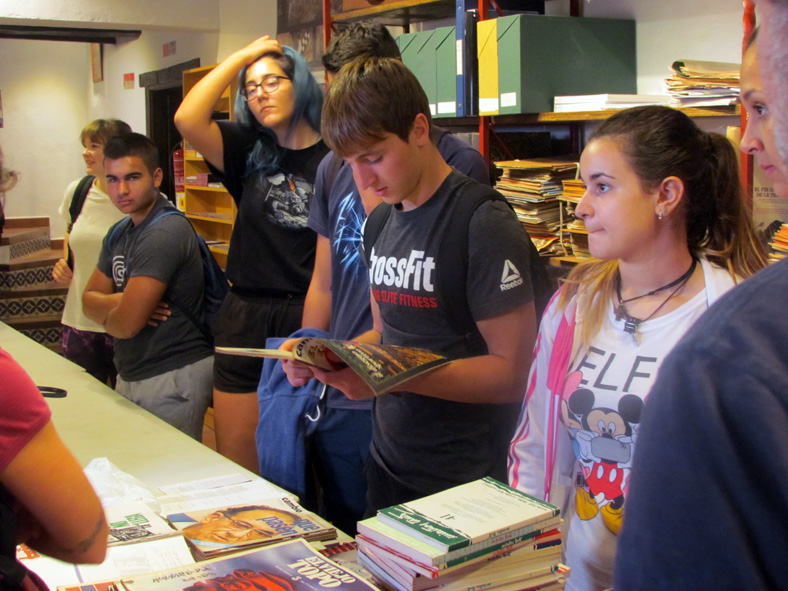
left=657, top=210, right=664, bottom=221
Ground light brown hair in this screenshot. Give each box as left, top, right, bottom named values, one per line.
left=321, top=57, right=431, bottom=157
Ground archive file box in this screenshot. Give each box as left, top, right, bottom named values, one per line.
left=431, top=26, right=457, bottom=117
left=495, top=14, right=636, bottom=114
left=398, top=31, right=437, bottom=116
left=477, top=18, right=500, bottom=115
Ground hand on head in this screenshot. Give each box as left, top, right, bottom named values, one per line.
left=242, top=36, right=284, bottom=65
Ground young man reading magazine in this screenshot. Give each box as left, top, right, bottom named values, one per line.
left=283, top=57, right=552, bottom=514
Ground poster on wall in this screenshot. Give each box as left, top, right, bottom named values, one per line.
left=276, top=0, right=342, bottom=69
left=91, top=43, right=104, bottom=83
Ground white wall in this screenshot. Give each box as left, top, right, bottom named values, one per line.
left=0, top=39, right=91, bottom=226
left=0, top=0, right=275, bottom=237
left=578, top=0, right=744, bottom=94
left=0, top=0, right=745, bottom=235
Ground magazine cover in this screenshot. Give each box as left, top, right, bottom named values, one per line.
left=166, top=496, right=335, bottom=556
left=121, top=539, right=380, bottom=591
left=217, top=338, right=450, bottom=395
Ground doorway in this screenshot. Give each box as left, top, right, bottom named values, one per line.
left=147, top=84, right=183, bottom=201
left=142, top=58, right=200, bottom=202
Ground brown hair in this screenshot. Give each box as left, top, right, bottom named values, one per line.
left=321, top=57, right=431, bottom=157
left=80, top=118, right=132, bottom=146
left=559, top=106, right=767, bottom=345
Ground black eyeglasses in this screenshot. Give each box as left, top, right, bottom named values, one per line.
left=241, top=75, right=291, bottom=101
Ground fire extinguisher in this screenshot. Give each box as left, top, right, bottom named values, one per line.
left=172, top=144, right=185, bottom=211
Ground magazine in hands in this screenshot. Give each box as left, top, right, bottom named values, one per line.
left=216, top=338, right=450, bottom=395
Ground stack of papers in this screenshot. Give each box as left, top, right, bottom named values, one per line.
left=665, top=59, right=740, bottom=107
left=495, top=158, right=579, bottom=256
left=554, top=93, right=670, bottom=112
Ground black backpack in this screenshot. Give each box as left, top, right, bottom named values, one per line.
left=65, top=174, right=95, bottom=269
left=108, top=209, right=229, bottom=342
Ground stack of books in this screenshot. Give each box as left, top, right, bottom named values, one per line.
left=495, top=158, right=579, bottom=256
left=553, top=93, right=669, bottom=113
left=665, top=59, right=740, bottom=107
left=356, top=478, right=567, bottom=591
left=559, top=178, right=591, bottom=259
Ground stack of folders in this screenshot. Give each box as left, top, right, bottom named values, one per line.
left=356, top=478, right=568, bottom=591
left=665, top=59, right=740, bottom=107
left=495, top=157, right=579, bottom=256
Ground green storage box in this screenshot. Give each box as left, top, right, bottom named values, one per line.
left=431, top=26, right=457, bottom=118
left=398, top=31, right=437, bottom=116
left=497, top=14, right=636, bottom=114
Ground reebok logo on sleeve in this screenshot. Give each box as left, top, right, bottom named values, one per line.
left=500, top=259, right=524, bottom=291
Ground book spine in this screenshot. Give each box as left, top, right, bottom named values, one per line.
left=360, top=526, right=560, bottom=575
left=437, top=525, right=559, bottom=568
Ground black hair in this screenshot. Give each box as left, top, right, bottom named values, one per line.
left=103, top=132, right=160, bottom=175
left=322, top=22, right=401, bottom=73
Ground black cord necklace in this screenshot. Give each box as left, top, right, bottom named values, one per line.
left=615, top=257, right=698, bottom=343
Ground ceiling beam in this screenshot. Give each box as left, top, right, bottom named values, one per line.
left=0, top=25, right=141, bottom=44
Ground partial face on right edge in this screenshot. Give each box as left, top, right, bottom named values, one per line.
left=740, top=43, right=788, bottom=198
left=754, top=0, right=788, bottom=166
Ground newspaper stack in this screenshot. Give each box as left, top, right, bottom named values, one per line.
left=665, top=59, right=740, bottom=108
left=495, top=157, right=579, bottom=256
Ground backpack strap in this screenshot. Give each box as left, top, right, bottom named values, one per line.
left=361, top=202, right=394, bottom=266
left=361, top=182, right=510, bottom=354
left=438, top=183, right=510, bottom=352
left=66, top=175, right=96, bottom=269
left=146, top=209, right=215, bottom=342
left=67, top=175, right=96, bottom=231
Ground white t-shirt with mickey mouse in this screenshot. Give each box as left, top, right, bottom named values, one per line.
left=561, top=261, right=734, bottom=591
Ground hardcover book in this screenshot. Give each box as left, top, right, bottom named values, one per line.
left=356, top=516, right=561, bottom=573
left=377, top=478, right=560, bottom=553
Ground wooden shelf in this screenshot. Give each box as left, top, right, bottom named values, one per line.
left=436, top=105, right=741, bottom=128
left=332, top=0, right=454, bottom=26
left=185, top=212, right=234, bottom=225
left=184, top=185, right=227, bottom=193
left=182, top=63, right=238, bottom=267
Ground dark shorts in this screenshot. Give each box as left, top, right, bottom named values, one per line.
left=213, top=290, right=304, bottom=393
left=61, top=325, right=117, bottom=387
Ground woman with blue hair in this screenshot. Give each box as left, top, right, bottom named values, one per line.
left=175, top=36, right=327, bottom=471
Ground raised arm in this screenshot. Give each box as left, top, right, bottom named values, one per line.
left=1, top=421, right=108, bottom=564
left=302, top=234, right=332, bottom=330
left=174, top=36, right=283, bottom=171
